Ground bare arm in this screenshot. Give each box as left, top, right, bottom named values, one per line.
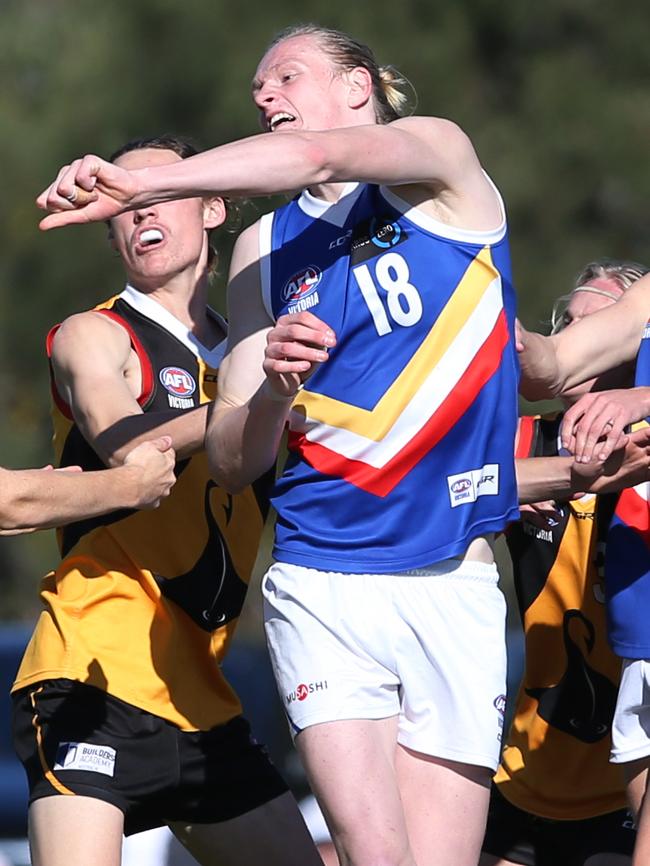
left=206, top=223, right=334, bottom=492
left=516, top=426, right=650, bottom=505
left=519, top=275, right=650, bottom=400
left=38, top=118, right=499, bottom=231
left=51, top=312, right=209, bottom=466
left=0, top=438, right=176, bottom=532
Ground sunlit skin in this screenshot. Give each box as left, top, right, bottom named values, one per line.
left=109, top=148, right=224, bottom=300
left=252, top=37, right=364, bottom=136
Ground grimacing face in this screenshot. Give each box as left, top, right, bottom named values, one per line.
left=109, top=148, right=224, bottom=288
left=252, top=35, right=369, bottom=134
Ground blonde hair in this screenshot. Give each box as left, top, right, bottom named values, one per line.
left=268, top=24, right=415, bottom=124
left=550, top=258, right=649, bottom=334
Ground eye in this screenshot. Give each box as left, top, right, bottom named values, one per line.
left=281, top=71, right=297, bottom=83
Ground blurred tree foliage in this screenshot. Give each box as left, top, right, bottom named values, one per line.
left=1, top=0, right=649, bottom=619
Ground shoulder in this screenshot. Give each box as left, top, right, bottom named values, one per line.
left=50, top=309, right=132, bottom=369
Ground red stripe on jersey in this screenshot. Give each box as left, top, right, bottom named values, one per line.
left=96, top=310, right=155, bottom=407
left=289, top=309, right=510, bottom=497
left=516, top=415, right=537, bottom=459
left=615, top=487, right=650, bottom=549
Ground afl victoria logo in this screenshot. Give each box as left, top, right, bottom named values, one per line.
left=159, top=366, right=196, bottom=398
left=282, top=266, right=322, bottom=303
left=451, top=478, right=472, bottom=494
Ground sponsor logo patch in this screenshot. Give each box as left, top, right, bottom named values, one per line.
left=350, top=216, right=407, bottom=265
left=159, top=366, right=196, bottom=397
left=54, top=742, right=116, bottom=777
left=286, top=680, right=329, bottom=704
left=447, top=464, right=500, bottom=508
left=282, top=266, right=322, bottom=304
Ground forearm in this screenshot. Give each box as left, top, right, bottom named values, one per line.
left=516, top=456, right=576, bottom=504
left=93, top=404, right=210, bottom=466
left=130, top=121, right=469, bottom=205
left=133, top=132, right=333, bottom=204
left=0, top=465, right=145, bottom=530
left=207, top=384, right=292, bottom=493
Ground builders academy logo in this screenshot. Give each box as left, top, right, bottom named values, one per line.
left=54, top=741, right=116, bottom=777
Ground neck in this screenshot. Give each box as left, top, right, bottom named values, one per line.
left=127, top=269, right=221, bottom=345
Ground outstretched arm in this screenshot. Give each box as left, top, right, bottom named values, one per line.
left=0, top=438, right=176, bottom=532
left=37, top=117, right=498, bottom=231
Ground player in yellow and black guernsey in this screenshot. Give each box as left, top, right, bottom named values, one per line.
left=12, top=136, right=323, bottom=866
left=481, top=260, right=650, bottom=866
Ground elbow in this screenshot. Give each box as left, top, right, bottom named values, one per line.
left=207, top=451, right=249, bottom=495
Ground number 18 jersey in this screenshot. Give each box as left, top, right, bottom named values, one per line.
left=261, top=182, right=519, bottom=573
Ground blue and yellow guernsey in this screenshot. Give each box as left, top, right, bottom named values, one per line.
left=261, top=182, right=520, bottom=573
left=606, top=320, right=650, bottom=658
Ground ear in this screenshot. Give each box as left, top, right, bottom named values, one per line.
left=345, top=66, right=373, bottom=110
left=203, top=196, right=226, bottom=230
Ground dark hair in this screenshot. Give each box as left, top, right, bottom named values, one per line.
left=109, top=134, right=237, bottom=275
left=267, top=24, right=415, bottom=124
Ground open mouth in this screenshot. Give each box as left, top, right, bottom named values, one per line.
left=269, top=112, right=296, bottom=132
left=137, top=228, right=164, bottom=250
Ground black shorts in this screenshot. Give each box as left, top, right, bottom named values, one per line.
left=12, top=679, right=289, bottom=835
left=482, top=785, right=635, bottom=866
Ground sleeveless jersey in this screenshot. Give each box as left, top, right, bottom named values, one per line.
left=495, top=414, right=626, bottom=819
left=606, top=320, right=650, bottom=658
left=13, top=286, right=271, bottom=731
left=260, top=182, right=520, bottom=572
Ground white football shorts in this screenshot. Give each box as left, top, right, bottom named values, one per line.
left=262, top=559, right=507, bottom=771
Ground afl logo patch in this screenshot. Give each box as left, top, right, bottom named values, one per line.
left=451, top=478, right=472, bottom=494
left=159, top=366, right=196, bottom=397
left=282, top=266, right=322, bottom=303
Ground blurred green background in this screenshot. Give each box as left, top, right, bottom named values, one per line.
left=1, top=0, right=649, bottom=620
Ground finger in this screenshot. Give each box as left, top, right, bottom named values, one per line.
left=274, top=317, right=336, bottom=347
left=629, top=427, right=650, bottom=447
left=150, top=435, right=173, bottom=452
left=65, top=185, right=98, bottom=206
left=560, top=401, right=587, bottom=451
left=266, top=340, right=329, bottom=365
left=573, top=404, right=617, bottom=462
left=264, top=357, right=313, bottom=376
left=39, top=209, right=101, bottom=231
left=514, top=319, right=525, bottom=353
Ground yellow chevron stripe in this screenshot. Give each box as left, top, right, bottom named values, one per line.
left=292, top=246, right=499, bottom=439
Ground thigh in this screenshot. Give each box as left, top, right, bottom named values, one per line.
left=29, top=795, right=124, bottom=866
left=296, top=715, right=415, bottom=866
left=394, top=563, right=508, bottom=771
left=396, top=743, right=492, bottom=866
left=169, top=791, right=323, bottom=866
left=13, top=679, right=182, bottom=835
